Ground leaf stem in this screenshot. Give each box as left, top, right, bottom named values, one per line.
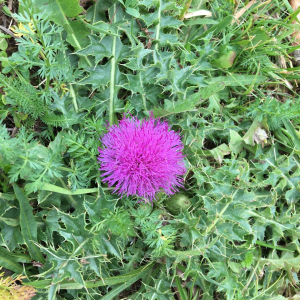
left=38, top=182, right=109, bottom=195
left=179, top=0, right=193, bottom=20
left=153, top=0, right=162, bottom=63
left=69, top=84, right=78, bottom=113
left=205, top=199, right=232, bottom=235
left=109, top=4, right=118, bottom=125
left=139, top=72, right=147, bottom=110
left=155, top=0, right=161, bottom=45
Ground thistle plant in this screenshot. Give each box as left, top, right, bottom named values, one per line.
left=1, top=0, right=300, bottom=299
left=98, top=113, right=186, bottom=201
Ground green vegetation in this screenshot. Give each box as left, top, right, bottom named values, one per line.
left=1, top=0, right=300, bottom=299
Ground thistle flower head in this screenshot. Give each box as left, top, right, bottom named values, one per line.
left=98, top=114, right=186, bottom=201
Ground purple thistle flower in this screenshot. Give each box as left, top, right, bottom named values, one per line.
left=98, top=113, right=186, bottom=201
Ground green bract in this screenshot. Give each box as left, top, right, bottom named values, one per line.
left=164, top=192, right=191, bottom=214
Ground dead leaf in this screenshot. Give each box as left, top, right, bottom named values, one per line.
left=80, top=258, right=90, bottom=265
left=233, top=0, right=257, bottom=22
left=289, top=0, right=300, bottom=65
left=31, top=261, right=45, bottom=268
left=290, top=0, right=300, bottom=20
left=0, top=268, right=37, bottom=300
left=290, top=0, right=300, bottom=44
left=233, top=0, right=271, bottom=23
left=184, top=10, right=212, bottom=19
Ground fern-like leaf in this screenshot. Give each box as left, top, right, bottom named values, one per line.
left=0, top=74, right=44, bottom=119
left=40, top=112, right=83, bottom=128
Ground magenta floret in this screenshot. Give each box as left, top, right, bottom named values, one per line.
left=98, top=113, right=186, bottom=201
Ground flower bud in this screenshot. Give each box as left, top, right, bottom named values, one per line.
left=164, top=193, right=191, bottom=215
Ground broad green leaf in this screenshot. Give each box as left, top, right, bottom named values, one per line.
left=86, top=1, right=109, bottom=24
left=243, top=119, right=267, bottom=146
left=38, top=182, right=98, bottom=195
left=0, top=246, right=30, bottom=273
left=85, top=22, right=120, bottom=36
left=0, top=197, right=13, bottom=216
left=32, top=0, right=91, bottom=61
left=66, top=20, right=90, bottom=49
left=0, top=217, right=19, bottom=226
left=198, top=82, right=225, bottom=100
left=248, top=28, right=270, bottom=47
left=24, top=261, right=155, bottom=289
left=124, top=46, right=152, bottom=71
left=86, top=0, right=116, bottom=24
left=259, top=252, right=300, bottom=272
left=185, top=19, right=218, bottom=26
left=101, top=236, right=122, bottom=259
left=0, top=221, right=23, bottom=251
left=0, top=109, right=8, bottom=119
left=208, top=94, right=221, bottom=113
left=0, top=193, right=15, bottom=201
left=124, top=74, right=145, bottom=94
left=153, top=99, right=198, bottom=118
left=153, top=83, right=225, bottom=118
left=78, top=62, right=112, bottom=89
left=100, top=264, right=154, bottom=300
left=160, top=15, right=182, bottom=29
left=32, top=0, right=83, bottom=24
left=13, top=184, right=45, bottom=263
left=209, top=144, right=231, bottom=164
left=58, top=212, right=93, bottom=251
left=126, top=7, right=140, bottom=18
left=40, top=247, right=85, bottom=286
left=229, top=130, right=243, bottom=155
left=77, top=35, right=111, bottom=65
left=214, top=51, right=236, bottom=69
left=84, top=187, right=117, bottom=224
left=0, top=36, right=8, bottom=51
left=207, top=75, right=267, bottom=87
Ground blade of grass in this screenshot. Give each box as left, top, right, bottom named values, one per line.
left=175, top=276, right=188, bottom=300
left=283, top=119, right=300, bottom=151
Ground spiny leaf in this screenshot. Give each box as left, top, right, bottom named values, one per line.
left=0, top=247, right=25, bottom=273
left=32, top=0, right=91, bottom=63
left=207, top=74, right=267, bottom=87
left=24, top=261, right=155, bottom=289
left=76, top=35, right=111, bottom=65
left=13, top=184, right=45, bottom=264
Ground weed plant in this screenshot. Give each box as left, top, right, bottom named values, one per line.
left=0, top=0, right=300, bottom=299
